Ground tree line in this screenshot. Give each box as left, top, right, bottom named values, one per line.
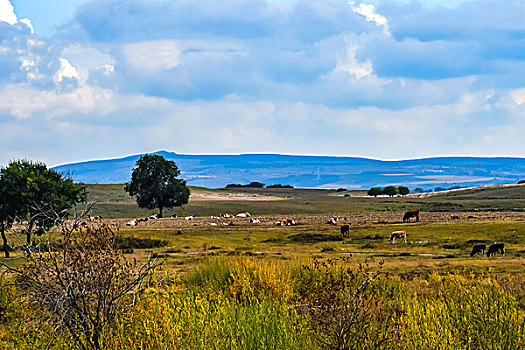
left=367, top=185, right=410, bottom=197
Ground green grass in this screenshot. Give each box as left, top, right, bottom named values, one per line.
left=84, top=184, right=525, bottom=219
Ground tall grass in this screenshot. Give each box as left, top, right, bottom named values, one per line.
left=2, top=259, right=525, bottom=349
left=399, top=272, right=525, bottom=349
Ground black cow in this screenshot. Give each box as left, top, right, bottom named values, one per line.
left=470, top=244, right=486, bottom=257
left=487, top=243, right=505, bottom=257
left=340, top=224, right=350, bottom=238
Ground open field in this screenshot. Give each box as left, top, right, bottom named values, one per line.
left=1, top=183, right=525, bottom=349
left=85, top=183, right=525, bottom=218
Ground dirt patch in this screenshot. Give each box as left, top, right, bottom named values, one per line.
left=190, top=193, right=284, bottom=201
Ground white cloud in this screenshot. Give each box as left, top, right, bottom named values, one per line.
left=122, top=40, right=182, bottom=72
left=510, top=89, right=525, bottom=106
left=19, top=18, right=33, bottom=33
left=350, top=2, right=390, bottom=35
left=333, top=43, right=374, bottom=79
left=0, top=0, right=17, bottom=25
left=54, top=57, right=81, bottom=84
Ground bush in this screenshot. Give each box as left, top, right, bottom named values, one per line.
left=519, top=180, right=525, bottom=184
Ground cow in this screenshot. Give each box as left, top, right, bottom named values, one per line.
left=487, top=243, right=505, bottom=257
left=126, top=220, right=137, bottom=226
left=250, top=218, right=261, bottom=224
left=340, top=224, right=350, bottom=238
left=451, top=214, right=461, bottom=220
left=403, top=210, right=420, bottom=223
left=470, top=244, right=486, bottom=257
left=390, top=231, right=407, bottom=244
left=327, top=217, right=338, bottom=225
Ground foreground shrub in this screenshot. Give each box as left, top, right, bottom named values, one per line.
left=400, top=272, right=525, bottom=349
left=10, top=223, right=159, bottom=350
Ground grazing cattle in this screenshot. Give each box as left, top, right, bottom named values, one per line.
left=487, top=243, right=505, bottom=257
left=403, top=210, right=420, bottom=223
left=137, top=217, right=149, bottom=223
left=175, top=230, right=182, bottom=235
left=276, top=219, right=295, bottom=226
left=340, top=224, right=350, bottom=238
left=451, top=214, right=461, bottom=220
left=88, top=215, right=102, bottom=222
left=390, top=231, right=407, bottom=244
left=148, top=214, right=159, bottom=220
left=126, top=220, right=137, bottom=226
left=470, top=244, right=486, bottom=257
left=327, top=217, right=338, bottom=225
left=236, top=212, right=251, bottom=218
left=250, top=218, right=261, bottom=224
left=185, top=216, right=194, bottom=220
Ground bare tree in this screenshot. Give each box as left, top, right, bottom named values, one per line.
left=6, top=217, right=159, bottom=349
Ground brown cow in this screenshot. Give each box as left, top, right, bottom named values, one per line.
left=390, top=231, right=407, bottom=244
left=340, top=224, right=350, bottom=238
left=451, top=214, right=461, bottom=220
left=403, top=210, right=420, bottom=223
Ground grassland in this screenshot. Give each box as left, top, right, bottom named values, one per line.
left=1, top=183, right=525, bottom=349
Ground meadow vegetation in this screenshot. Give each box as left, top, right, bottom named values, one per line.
left=1, top=184, right=524, bottom=349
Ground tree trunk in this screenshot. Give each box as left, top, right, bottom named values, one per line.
left=26, top=221, right=33, bottom=256
left=0, top=223, right=9, bottom=258
left=159, top=206, right=163, bottom=218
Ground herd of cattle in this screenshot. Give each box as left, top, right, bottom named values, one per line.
left=120, top=209, right=508, bottom=258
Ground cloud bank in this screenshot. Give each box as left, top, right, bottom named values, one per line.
left=0, top=0, right=524, bottom=165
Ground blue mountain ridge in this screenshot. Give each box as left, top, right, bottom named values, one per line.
left=52, top=151, right=525, bottom=189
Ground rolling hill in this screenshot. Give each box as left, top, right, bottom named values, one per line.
left=52, top=151, right=525, bottom=189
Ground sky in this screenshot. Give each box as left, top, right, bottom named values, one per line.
left=0, top=0, right=524, bottom=166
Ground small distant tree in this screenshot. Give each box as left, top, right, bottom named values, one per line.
left=398, top=186, right=410, bottom=196
left=125, top=154, right=190, bottom=217
left=267, top=184, right=294, bottom=189
left=247, top=181, right=265, bottom=188
left=413, top=187, right=424, bottom=193
left=382, top=186, right=399, bottom=197
left=367, top=187, right=383, bottom=197
left=518, top=180, right=525, bottom=184
left=0, top=160, right=87, bottom=255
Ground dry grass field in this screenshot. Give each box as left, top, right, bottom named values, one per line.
left=2, top=183, right=525, bottom=349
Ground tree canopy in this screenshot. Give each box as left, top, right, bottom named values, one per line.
left=0, top=160, right=87, bottom=256
left=125, top=154, right=190, bottom=217
left=382, top=186, right=399, bottom=197
left=398, top=186, right=410, bottom=196
left=367, top=187, right=383, bottom=197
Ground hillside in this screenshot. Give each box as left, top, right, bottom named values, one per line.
left=53, top=151, right=525, bottom=189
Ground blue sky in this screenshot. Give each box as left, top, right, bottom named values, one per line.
left=0, top=0, right=524, bottom=166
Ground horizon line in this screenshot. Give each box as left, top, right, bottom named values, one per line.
left=49, top=150, right=525, bottom=168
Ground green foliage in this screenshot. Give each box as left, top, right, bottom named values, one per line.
left=267, top=184, right=294, bottom=188
left=125, top=154, right=190, bottom=217
left=382, top=186, right=399, bottom=197
left=398, top=186, right=410, bottom=196
left=0, top=160, right=87, bottom=254
left=368, top=187, right=383, bottom=197
left=519, top=180, right=525, bottom=184
left=225, top=181, right=266, bottom=188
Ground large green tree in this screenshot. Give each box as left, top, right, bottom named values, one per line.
left=125, top=154, right=190, bottom=217
left=398, top=186, right=410, bottom=196
left=367, top=187, right=383, bottom=197
left=382, top=186, right=399, bottom=197
left=0, top=160, right=88, bottom=256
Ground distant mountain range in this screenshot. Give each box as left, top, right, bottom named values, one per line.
left=52, top=151, right=525, bottom=190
